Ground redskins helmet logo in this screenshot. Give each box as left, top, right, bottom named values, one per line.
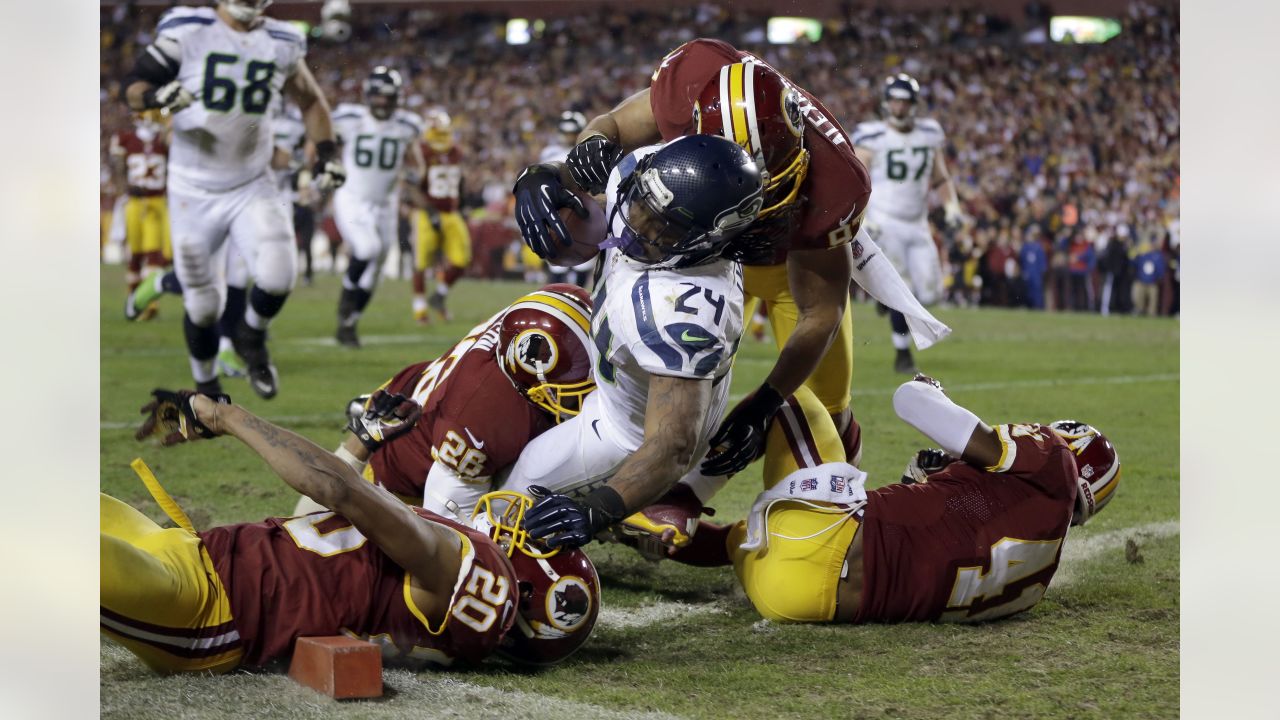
left=509, top=329, right=559, bottom=377
left=546, top=576, right=592, bottom=632
left=780, top=87, right=804, bottom=139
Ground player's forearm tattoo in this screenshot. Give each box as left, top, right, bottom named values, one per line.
left=607, top=378, right=704, bottom=509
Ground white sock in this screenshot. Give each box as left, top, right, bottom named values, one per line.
left=892, top=332, right=911, bottom=350
left=218, top=336, right=234, bottom=353
left=190, top=356, right=217, bottom=383
left=435, top=283, right=449, bottom=297
left=412, top=296, right=427, bottom=313
left=244, top=306, right=268, bottom=331
left=891, top=380, right=981, bottom=457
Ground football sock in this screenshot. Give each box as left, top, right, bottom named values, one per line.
left=344, top=257, right=369, bottom=290
left=160, top=271, right=183, bottom=295
left=412, top=269, right=426, bottom=295
left=245, top=286, right=288, bottom=331
left=219, top=285, right=247, bottom=340
left=667, top=521, right=732, bottom=567
left=890, top=310, right=911, bottom=350
left=183, top=313, right=220, bottom=382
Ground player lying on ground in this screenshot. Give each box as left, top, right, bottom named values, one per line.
left=293, top=284, right=594, bottom=519
left=661, top=375, right=1120, bottom=623
left=102, top=388, right=598, bottom=674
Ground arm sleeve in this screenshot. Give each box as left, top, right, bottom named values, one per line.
left=419, top=461, right=489, bottom=523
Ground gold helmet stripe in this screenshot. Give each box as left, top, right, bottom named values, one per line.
left=512, top=291, right=591, bottom=332
left=742, top=61, right=763, bottom=157
left=727, top=63, right=752, bottom=154
left=507, top=294, right=591, bottom=352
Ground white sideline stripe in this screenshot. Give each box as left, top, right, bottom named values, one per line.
left=381, top=675, right=689, bottom=720
left=597, top=600, right=727, bottom=630
left=99, top=372, right=1176, bottom=430
left=1054, top=519, right=1180, bottom=587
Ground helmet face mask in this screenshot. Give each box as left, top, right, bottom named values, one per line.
left=558, top=110, right=587, bottom=138
left=470, top=491, right=601, bottom=666
left=497, top=285, right=595, bottom=422
left=881, top=73, right=921, bottom=131
left=423, top=107, right=454, bottom=152
left=219, top=0, right=272, bottom=24
left=609, top=135, right=764, bottom=270
left=1048, top=420, right=1120, bottom=526
left=364, top=67, right=402, bottom=120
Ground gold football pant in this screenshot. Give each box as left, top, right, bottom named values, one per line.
left=416, top=209, right=472, bottom=270
left=124, top=195, right=172, bottom=261
left=743, top=262, right=853, bottom=415
left=100, top=491, right=242, bottom=674
left=729, top=385, right=858, bottom=622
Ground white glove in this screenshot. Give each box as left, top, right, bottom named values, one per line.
left=944, top=199, right=967, bottom=229
left=151, top=80, right=195, bottom=115
left=312, top=159, right=347, bottom=192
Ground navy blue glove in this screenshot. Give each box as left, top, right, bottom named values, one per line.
left=565, top=134, right=622, bottom=195
left=513, top=164, right=587, bottom=260
left=700, top=383, right=785, bottom=476
left=524, top=485, right=627, bottom=550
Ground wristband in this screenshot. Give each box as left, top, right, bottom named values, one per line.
left=334, top=444, right=368, bottom=473
left=751, top=382, right=785, bottom=414
left=141, top=88, right=161, bottom=110
left=581, top=486, right=628, bottom=534
left=315, top=140, right=337, bottom=164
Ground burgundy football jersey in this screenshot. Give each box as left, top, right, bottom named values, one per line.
left=854, top=425, right=1078, bottom=624
left=199, top=506, right=517, bottom=668
left=648, top=39, right=871, bottom=264
left=370, top=316, right=554, bottom=503
left=421, top=144, right=464, bottom=213
left=110, top=130, right=168, bottom=197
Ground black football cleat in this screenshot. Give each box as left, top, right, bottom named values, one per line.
left=195, top=378, right=224, bottom=397
left=232, top=321, right=279, bottom=399
left=894, top=348, right=918, bottom=375
left=336, top=324, right=361, bottom=348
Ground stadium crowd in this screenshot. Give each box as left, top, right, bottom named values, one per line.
left=100, top=1, right=1179, bottom=316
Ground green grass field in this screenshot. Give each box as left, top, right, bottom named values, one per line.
left=100, top=266, right=1179, bottom=719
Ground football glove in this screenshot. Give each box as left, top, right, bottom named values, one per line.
left=524, top=485, right=626, bottom=550
left=144, top=80, right=195, bottom=115
left=911, top=372, right=945, bottom=392
left=513, top=163, right=588, bottom=260
left=943, top=199, right=968, bottom=229
left=901, top=448, right=954, bottom=484
left=700, top=383, right=785, bottom=477
left=346, top=390, right=422, bottom=453
left=136, top=388, right=231, bottom=446
left=565, top=134, right=622, bottom=195
left=311, top=140, right=347, bottom=192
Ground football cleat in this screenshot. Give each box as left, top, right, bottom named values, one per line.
left=616, top=484, right=708, bottom=551
left=195, top=378, right=224, bottom=397
left=125, top=270, right=165, bottom=321
left=231, top=321, right=279, bottom=400
left=427, top=292, right=450, bottom=322
left=216, top=348, right=247, bottom=378
left=413, top=308, right=430, bottom=326
left=336, top=324, right=361, bottom=348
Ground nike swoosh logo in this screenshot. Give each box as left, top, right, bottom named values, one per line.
left=463, top=427, right=485, bottom=449
left=840, top=204, right=858, bottom=225
left=681, top=330, right=711, bottom=342
left=591, top=419, right=602, bottom=440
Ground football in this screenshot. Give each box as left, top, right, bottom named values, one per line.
left=546, top=188, right=606, bottom=267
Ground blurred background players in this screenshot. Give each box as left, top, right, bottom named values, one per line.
left=122, top=0, right=344, bottom=398
left=536, top=110, right=597, bottom=288
left=272, top=103, right=318, bottom=287
left=413, top=108, right=470, bottom=323
left=852, top=74, right=966, bottom=374
left=111, top=110, right=171, bottom=319
left=331, top=67, right=424, bottom=347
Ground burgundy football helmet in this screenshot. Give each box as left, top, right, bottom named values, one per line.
left=693, top=60, right=810, bottom=226
left=1048, top=420, right=1120, bottom=526
left=471, top=491, right=601, bottom=666
left=497, top=284, right=595, bottom=421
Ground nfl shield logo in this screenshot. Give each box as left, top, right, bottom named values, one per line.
left=851, top=240, right=864, bottom=260
left=800, top=478, right=818, bottom=491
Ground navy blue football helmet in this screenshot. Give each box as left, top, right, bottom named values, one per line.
left=881, top=73, right=920, bottom=130
left=611, top=135, right=764, bottom=269
left=364, top=66, right=403, bottom=120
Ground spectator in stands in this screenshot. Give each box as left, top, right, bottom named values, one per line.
left=1131, top=239, right=1165, bottom=317
left=1018, top=229, right=1047, bottom=310
left=1067, top=231, right=1096, bottom=311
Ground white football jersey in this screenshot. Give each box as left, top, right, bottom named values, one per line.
left=851, top=118, right=947, bottom=223
left=149, top=7, right=307, bottom=192
left=332, top=104, right=424, bottom=205
left=270, top=105, right=306, bottom=198
left=589, top=144, right=745, bottom=450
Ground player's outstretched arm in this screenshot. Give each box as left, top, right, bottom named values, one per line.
left=190, top=395, right=461, bottom=590
left=770, top=244, right=855, bottom=399
left=892, top=375, right=1001, bottom=468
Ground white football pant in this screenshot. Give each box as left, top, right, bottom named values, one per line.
left=333, top=191, right=397, bottom=292
left=871, top=213, right=944, bottom=306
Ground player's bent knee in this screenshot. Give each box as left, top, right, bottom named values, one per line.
left=183, top=285, right=222, bottom=326
left=254, top=242, right=298, bottom=295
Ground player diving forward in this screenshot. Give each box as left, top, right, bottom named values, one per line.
left=123, top=0, right=345, bottom=398
left=662, top=376, right=1120, bottom=624
left=852, top=74, right=966, bottom=374
left=104, top=388, right=599, bottom=673
left=331, top=67, right=425, bottom=347
left=505, top=135, right=765, bottom=544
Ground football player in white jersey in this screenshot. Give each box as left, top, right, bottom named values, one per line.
left=537, top=111, right=596, bottom=287
left=123, top=0, right=345, bottom=398
left=504, top=135, right=765, bottom=550
left=331, top=67, right=425, bottom=347
left=852, top=74, right=965, bottom=374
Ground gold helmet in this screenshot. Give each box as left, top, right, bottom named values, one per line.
left=423, top=107, right=454, bottom=152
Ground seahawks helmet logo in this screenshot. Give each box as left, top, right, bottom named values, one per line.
left=546, top=576, right=592, bottom=632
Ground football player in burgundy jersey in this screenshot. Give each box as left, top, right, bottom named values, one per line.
left=666, top=375, right=1120, bottom=624
left=293, top=284, right=595, bottom=521
left=515, top=40, right=949, bottom=542
left=110, top=110, right=171, bottom=306
left=103, top=387, right=599, bottom=674
left=413, top=108, right=471, bottom=324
